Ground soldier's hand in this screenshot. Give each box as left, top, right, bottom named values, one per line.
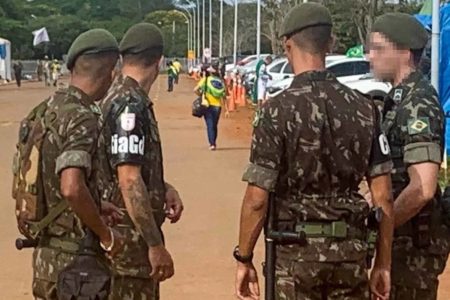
left=235, top=262, right=260, bottom=300
left=101, top=201, right=124, bottom=226
left=165, top=188, right=184, bottom=224
left=149, top=245, right=175, bottom=282
left=102, top=228, right=125, bottom=259
left=369, top=266, right=390, bottom=300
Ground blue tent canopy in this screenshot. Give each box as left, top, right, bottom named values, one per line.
left=415, top=4, right=450, bottom=151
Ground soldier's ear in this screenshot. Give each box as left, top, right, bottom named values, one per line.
left=328, top=35, right=336, bottom=53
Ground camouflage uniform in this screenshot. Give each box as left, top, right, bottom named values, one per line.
left=95, top=74, right=166, bottom=300
left=381, top=71, right=450, bottom=300
left=242, top=71, right=392, bottom=299
left=32, top=86, right=101, bottom=299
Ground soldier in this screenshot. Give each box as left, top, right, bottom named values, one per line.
left=234, top=3, right=394, bottom=300
left=95, top=23, right=183, bottom=299
left=32, top=29, right=123, bottom=299
left=368, top=13, right=450, bottom=300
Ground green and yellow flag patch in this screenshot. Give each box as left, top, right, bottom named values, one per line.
left=408, top=117, right=431, bottom=135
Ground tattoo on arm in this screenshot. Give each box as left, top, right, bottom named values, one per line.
left=122, top=177, right=163, bottom=247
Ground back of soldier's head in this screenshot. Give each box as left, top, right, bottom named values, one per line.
left=120, top=23, right=164, bottom=68
left=67, top=28, right=119, bottom=79
left=280, top=3, right=333, bottom=55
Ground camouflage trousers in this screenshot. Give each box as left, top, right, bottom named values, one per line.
left=33, top=246, right=76, bottom=300
left=110, top=275, right=159, bottom=300
left=390, top=234, right=450, bottom=300
left=33, top=275, right=159, bottom=300
left=275, top=258, right=369, bottom=299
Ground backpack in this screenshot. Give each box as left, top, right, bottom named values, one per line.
left=12, top=99, right=69, bottom=241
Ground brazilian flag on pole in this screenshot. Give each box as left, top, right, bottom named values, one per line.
left=346, top=45, right=364, bottom=58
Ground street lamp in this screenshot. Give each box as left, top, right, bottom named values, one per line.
left=203, top=0, right=206, bottom=62
left=257, top=0, right=261, bottom=59
left=233, top=0, right=238, bottom=65
left=219, top=0, right=223, bottom=58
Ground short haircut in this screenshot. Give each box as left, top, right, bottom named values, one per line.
left=290, top=25, right=332, bottom=54
left=411, top=48, right=425, bottom=67
left=72, top=52, right=118, bottom=79
left=122, top=47, right=163, bottom=67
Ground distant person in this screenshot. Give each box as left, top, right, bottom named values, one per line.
left=193, top=64, right=228, bottom=150
left=252, top=55, right=273, bottom=106
left=173, top=58, right=182, bottom=84
left=43, top=56, right=51, bottom=86
left=36, top=60, right=44, bottom=81
left=167, top=61, right=177, bottom=92
left=13, top=61, right=23, bottom=87
left=51, top=59, right=61, bottom=87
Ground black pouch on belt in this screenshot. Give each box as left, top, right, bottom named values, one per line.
left=56, top=230, right=111, bottom=300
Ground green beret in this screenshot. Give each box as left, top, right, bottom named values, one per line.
left=280, top=3, right=332, bottom=38
left=119, top=23, right=164, bottom=54
left=372, top=13, right=428, bottom=50
left=67, top=29, right=119, bottom=70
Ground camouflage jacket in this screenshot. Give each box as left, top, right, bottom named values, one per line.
left=34, top=85, right=101, bottom=282
left=382, top=71, right=444, bottom=195
left=243, top=70, right=392, bottom=261
left=383, top=71, right=449, bottom=252
left=95, top=74, right=166, bottom=278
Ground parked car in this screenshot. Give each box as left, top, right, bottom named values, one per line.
left=266, top=56, right=375, bottom=98
left=225, top=54, right=272, bottom=72
left=267, top=72, right=391, bottom=99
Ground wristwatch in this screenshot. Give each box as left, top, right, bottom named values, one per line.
left=100, top=228, right=114, bottom=252
left=233, top=246, right=253, bottom=263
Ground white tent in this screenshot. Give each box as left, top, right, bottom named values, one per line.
left=0, top=37, right=12, bottom=82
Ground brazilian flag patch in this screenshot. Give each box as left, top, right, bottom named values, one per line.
left=408, top=117, right=431, bottom=135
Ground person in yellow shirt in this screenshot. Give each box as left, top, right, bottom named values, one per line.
left=193, top=64, right=228, bottom=150
left=173, top=58, right=182, bottom=84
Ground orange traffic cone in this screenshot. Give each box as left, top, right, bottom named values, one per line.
left=228, top=83, right=236, bottom=112
left=238, top=80, right=246, bottom=106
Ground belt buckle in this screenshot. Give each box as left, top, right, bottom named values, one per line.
left=331, top=221, right=347, bottom=238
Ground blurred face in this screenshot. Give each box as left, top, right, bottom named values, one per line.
left=367, top=32, right=410, bottom=82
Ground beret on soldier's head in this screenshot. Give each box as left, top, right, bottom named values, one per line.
left=119, top=23, right=164, bottom=54
left=67, top=29, right=119, bottom=71
left=280, top=3, right=332, bottom=38
left=372, top=13, right=429, bottom=50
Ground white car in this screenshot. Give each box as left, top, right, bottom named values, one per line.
left=225, top=54, right=271, bottom=72
left=266, top=55, right=369, bottom=85
left=267, top=72, right=391, bottom=99
left=266, top=57, right=386, bottom=98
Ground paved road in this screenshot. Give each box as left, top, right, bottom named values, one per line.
left=0, top=77, right=448, bottom=299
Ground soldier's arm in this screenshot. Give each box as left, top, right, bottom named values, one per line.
left=239, top=101, right=283, bottom=257
left=394, top=164, right=440, bottom=228
left=57, top=110, right=118, bottom=254
left=393, top=95, right=443, bottom=227
left=366, top=108, right=394, bottom=271
left=111, top=102, right=163, bottom=247
left=117, top=165, right=163, bottom=246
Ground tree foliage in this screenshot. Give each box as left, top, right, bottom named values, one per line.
left=0, top=0, right=426, bottom=59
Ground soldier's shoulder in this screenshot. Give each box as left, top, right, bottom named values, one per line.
left=408, top=79, right=439, bottom=105
left=48, top=88, right=93, bottom=117
left=101, top=81, right=146, bottom=114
